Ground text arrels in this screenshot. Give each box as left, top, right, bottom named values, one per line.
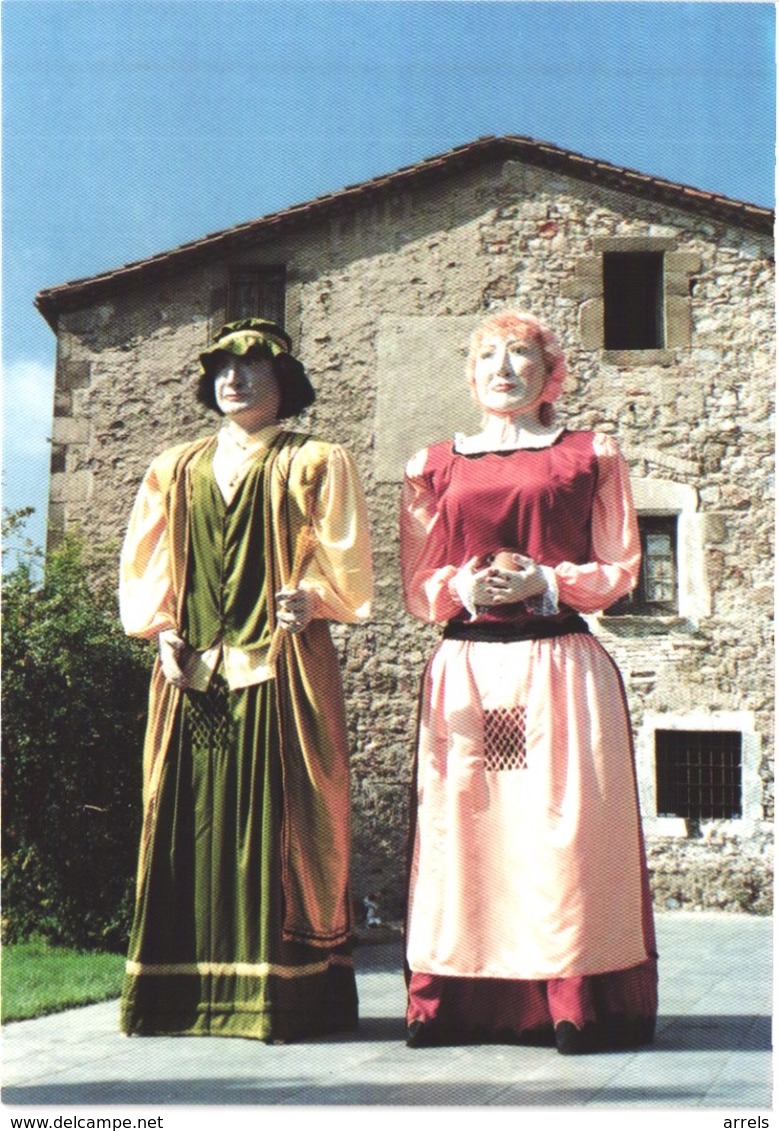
left=723, top=1120, right=769, bottom=1128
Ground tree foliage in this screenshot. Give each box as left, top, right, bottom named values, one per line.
left=2, top=511, right=152, bottom=949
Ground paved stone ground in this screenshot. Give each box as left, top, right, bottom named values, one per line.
left=2, top=913, right=772, bottom=1108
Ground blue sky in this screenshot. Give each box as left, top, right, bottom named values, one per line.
left=3, top=0, right=775, bottom=552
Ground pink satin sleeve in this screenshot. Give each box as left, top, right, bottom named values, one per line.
left=400, top=449, right=462, bottom=624
left=554, top=434, right=641, bottom=613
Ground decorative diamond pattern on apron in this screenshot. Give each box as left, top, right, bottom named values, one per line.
left=483, top=705, right=528, bottom=771
left=184, top=676, right=232, bottom=753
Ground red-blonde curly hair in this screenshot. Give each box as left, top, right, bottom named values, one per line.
left=466, top=311, right=566, bottom=425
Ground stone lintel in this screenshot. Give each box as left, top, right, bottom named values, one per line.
left=639, top=447, right=700, bottom=477
left=630, top=477, right=699, bottom=512
left=593, top=236, right=677, bottom=253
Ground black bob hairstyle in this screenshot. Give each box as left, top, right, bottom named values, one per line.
left=196, top=342, right=316, bottom=421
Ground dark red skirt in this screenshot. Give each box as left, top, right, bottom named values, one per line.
left=407, top=957, right=657, bottom=1050
left=406, top=832, right=658, bottom=1052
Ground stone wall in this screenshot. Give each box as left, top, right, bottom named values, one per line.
left=49, top=158, right=774, bottom=920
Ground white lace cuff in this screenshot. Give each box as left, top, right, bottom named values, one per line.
left=524, top=565, right=559, bottom=616
left=450, top=567, right=478, bottom=619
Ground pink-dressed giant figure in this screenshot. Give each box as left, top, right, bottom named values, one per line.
left=400, top=310, right=657, bottom=1054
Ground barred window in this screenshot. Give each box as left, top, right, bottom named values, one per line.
left=605, top=515, right=678, bottom=616
left=655, top=729, right=742, bottom=819
left=228, top=266, right=286, bottom=324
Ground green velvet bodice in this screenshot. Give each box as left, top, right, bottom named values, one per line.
left=182, top=450, right=273, bottom=653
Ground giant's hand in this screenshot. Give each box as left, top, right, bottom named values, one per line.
left=484, top=554, right=547, bottom=604
left=158, top=629, right=196, bottom=689
left=275, top=587, right=318, bottom=634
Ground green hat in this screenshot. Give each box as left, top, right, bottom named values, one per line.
left=198, top=318, right=292, bottom=375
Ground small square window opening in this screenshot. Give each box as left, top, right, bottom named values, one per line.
left=603, top=251, right=665, bottom=350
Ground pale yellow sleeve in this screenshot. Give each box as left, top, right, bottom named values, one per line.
left=118, top=460, right=177, bottom=638
left=299, top=445, right=373, bottom=623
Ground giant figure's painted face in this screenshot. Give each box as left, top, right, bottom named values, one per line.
left=214, top=355, right=280, bottom=426
left=470, top=331, right=547, bottom=417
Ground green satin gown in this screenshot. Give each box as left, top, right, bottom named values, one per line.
left=120, top=449, right=358, bottom=1041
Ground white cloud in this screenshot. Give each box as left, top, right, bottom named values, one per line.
left=2, top=358, right=55, bottom=539
left=2, top=357, right=55, bottom=458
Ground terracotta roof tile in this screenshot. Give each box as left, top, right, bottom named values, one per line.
left=35, top=134, right=773, bottom=328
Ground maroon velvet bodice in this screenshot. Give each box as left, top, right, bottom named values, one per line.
left=421, top=430, right=599, bottom=623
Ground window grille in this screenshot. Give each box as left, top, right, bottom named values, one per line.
left=655, top=729, right=742, bottom=819
left=228, top=266, right=286, bottom=325
left=605, top=515, right=678, bottom=615
left=603, top=251, right=665, bottom=349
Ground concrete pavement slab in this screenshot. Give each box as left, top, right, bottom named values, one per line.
left=2, top=912, right=772, bottom=1108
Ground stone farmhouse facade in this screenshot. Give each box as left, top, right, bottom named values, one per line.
left=36, top=135, right=774, bottom=918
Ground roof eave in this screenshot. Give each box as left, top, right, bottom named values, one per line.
left=34, top=135, right=774, bottom=325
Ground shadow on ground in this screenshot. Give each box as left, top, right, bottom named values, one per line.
left=1, top=1079, right=715, bottom=1107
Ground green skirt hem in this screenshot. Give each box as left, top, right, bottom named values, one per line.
left=120, top=1005, right=359, bottom=1042
left=120, top=969, right=359, bottom=1042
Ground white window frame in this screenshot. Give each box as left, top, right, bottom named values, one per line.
left=596, top=477, right=710, bottom=628
left=636, top=711, right=762, bottom=838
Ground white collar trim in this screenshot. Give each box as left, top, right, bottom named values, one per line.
left=454, top=426, right=564, bottom=454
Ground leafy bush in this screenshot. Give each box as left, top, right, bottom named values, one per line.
left=2, top=510, right=152, bottom=949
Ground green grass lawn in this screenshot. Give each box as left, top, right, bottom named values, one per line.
left=2, top=939, right=125, bottom=1023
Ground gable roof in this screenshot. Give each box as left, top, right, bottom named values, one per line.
left=35, top=134, right=774, bottom=330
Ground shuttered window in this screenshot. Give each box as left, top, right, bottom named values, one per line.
left=228, top=266, right=286, bottom=325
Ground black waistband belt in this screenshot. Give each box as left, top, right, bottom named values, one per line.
left=442, top=614, right=590, bottom=643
